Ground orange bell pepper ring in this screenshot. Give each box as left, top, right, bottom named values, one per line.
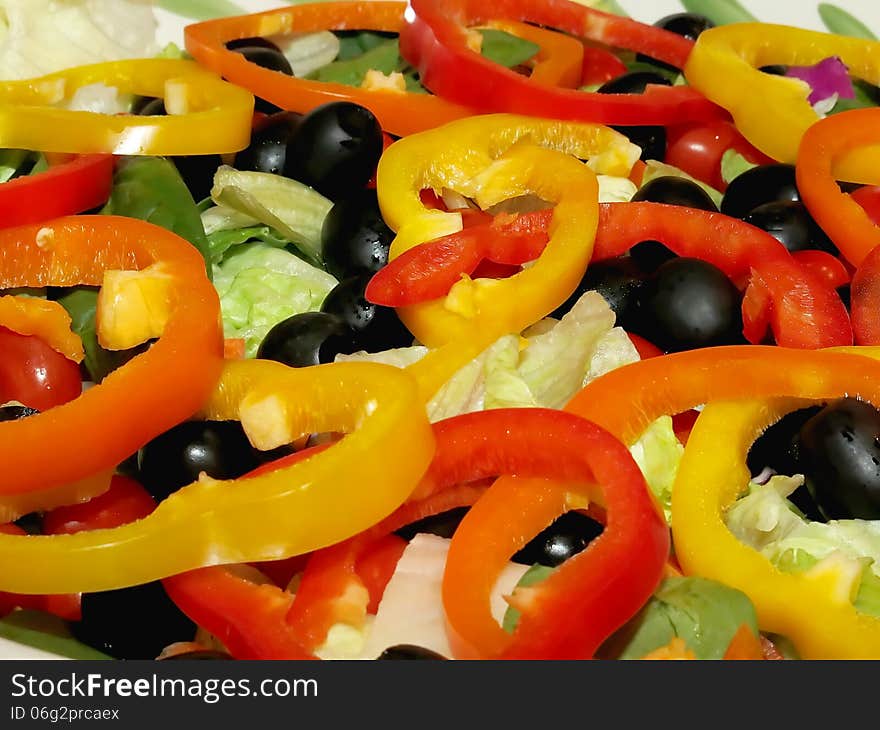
left=0, top=216, right=223, bottom=497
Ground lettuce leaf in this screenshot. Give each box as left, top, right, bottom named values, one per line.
left=641, top=160, right=723, bottom=208
left=213, top=243, right=339, bottom=357
left=629, top=416, right=685, bottom=523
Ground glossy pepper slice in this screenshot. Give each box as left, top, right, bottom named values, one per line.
left=0, top=358, right=434, bottom=594
left=184, top=1, right=472, bottom=138
left=672, top=392, right=880, bottom=659
left=438, top=409, right=669, bottom=660
left=0, top=59, right=253, bottom=154
left=797, top=108, right=880, bottom=268
left=0, top=154, right=113, bottom=228
left=0, top=295, right=84, bottom=363
left=400, top=0, right=723, bottom=126
left=0, top=216, right=223, bottom=497
left=685, top=24, right=880, bottom=180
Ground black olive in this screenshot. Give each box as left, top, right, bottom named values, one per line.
left=321, top=189, right=395, bottom=280
left=629, top=240, right=678, bottom=272
left=131, top=96, right=166, bottom=116
left=630, top=257, right=743, bottom=353
left=172, top=155, right=223, bottom=203
left=72, top=582, right=196, bottom=660
left=798, top=398, right=880, bottom=520
left=551, top=256, right=646, bottom=326
left=161, top=650, right=235, bottom=660
left=226, top=37, right=283, bottom=52
left=512, top=512, right=604, bottom=568
left=0, top=405, right=38, bottom=421
left=636, top=13, right=714, bottom=72
left=376, top=645, right=447, bottom=660
left=744, top=201, right=838, bottom=255
left=394, top=507, right=470, bottom=541
left=759, top=65, right=789, bottom=76
left=597, top=71, right=672, bottom=95
left=612, top=125, right=666, bottom=162
left=838, top=284, right=852, bottom=310
left=720, top=163, right=800, bottom=219
left=257, top=311, right=358, bottom=367
left=632, top=175, right=718, bottom=212
left=229, top=45, right=292, bottom=113
left=320, top=274, right=412, bottom=353
left=137, top=420, right=261, bottom=502
left=233, top=111, right=303, bottom=176
left=284, top=102, right=384, bottom=200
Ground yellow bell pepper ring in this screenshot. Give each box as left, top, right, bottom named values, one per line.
left=0, top=59, right=254, bottom=155
left=672, top=395, right=880, bottom=659
left=685, top=23, right=880, bottom=183
left=0, top=359, right=434, bottom=595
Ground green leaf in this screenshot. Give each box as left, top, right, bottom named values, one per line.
left=479, top=29, right=539, bottom=69
left=622, top=60, right=680, bottom=84
left=720, top=149, right=758, bottom=185
left=306, top=38, right=400, bottom=86
left=502, top=565, right=555, bottom=633
left=207, top=225, right=290, bottom=263
left=818, top=4, right=878, bottom=40
left=55, top=288, right=144, bottom=384
left=829, top=79, right=880, bottom=115
left=606, top=577, right=759, bottom=660
left=101, top=157, right=211, bottom=278
left=679, top=0, right=757, bottom=25
left=335, top=31, right=397, bottom=61
left=0, top=611, right=111, bottom=660
left=154, top=0, right=245, bottom=21
left=0, top=150, right=33, bottom=183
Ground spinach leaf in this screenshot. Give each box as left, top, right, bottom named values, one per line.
left=479, top=29, right=539, bottom=69
left=336, top=30, right=397, bottom=61
left=306, top=38, right=400, bottom=86
left=207, top=225, right=290, bottom=263
left=0, top=611, right=111, bottom=660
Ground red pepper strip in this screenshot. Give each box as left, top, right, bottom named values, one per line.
left=0, top=155, right=112, bottom=228
left=0, top=524, right=79, bottom=621
left=358, top=535, right=407, bottom=615
left=796, top=108, right=880, bottom=267
left=581, top=44, right=628, bottom=86
left=42, top=475, right=156, bottom=536
left=400, top=0, right=724, bottom=125
left=440, top=408, right=668, bottom=660
left=791, top=250, right=850, bottom=290
left=852, top=186, right=880, bottom=227
left=372, top=203, right=851, bottom=348
left=851, top=246, right=880, bottom=345
left=627, top=333, right=664, bottom=360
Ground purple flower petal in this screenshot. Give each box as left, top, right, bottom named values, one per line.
left=786, top=56, right=855, bottom=105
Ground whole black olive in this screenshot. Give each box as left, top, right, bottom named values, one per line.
left=512, top=512, right=604, bottom=568
left=394, top=507, right=470, bottom=541
left=551, top=256, right=646, bottom=327
left=744, top=201, right=838, bottom=255
left=321, top=189, right=395, bottom=280
left=376, top=645, right=447, bottom=660
left=632, top=176, right=718, bottom=212
left=720, top=163, right=800, bottom=219
left=257, top=312, right=358, bottom=367
left=233, top=111, right=302, bottom=176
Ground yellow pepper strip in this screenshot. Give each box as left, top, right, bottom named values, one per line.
left=0, top=359, right=434, bottom=594
left=685, top=23, right=880, bottom=182
left=0, top=472, right=113, bottom=526
left=0, top=295, right=83, bottom=362
left=0, top=59, right=254, bottom=155
left=672, top=396, right=880, bottom=659
left=376, top=114, right=639, bottom=397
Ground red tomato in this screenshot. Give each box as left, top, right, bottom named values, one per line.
left=0, top=327, right=82, bottom=411
left=42, top=474, right=156, bottom=536
left=666, top=121, right=774, bottom=192
left=852, top=186, right=880, bottom=227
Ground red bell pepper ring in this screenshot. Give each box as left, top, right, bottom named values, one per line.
left=400, top=0, right=725, bottom=126
left=580, top=45, right=628, bottom=87
left=0, top=155, right=113, bottom=229
left=790, top=250, right=850, bottom=290
left=439, top=408, right=668, bottom=660
left=370, top=203, right=851, bottom=349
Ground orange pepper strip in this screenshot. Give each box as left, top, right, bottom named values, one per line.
left=184, top=2, right=473, bottom=137
left=485, top=20, right=584, bottom=88
left=797, top=108, right=880, bottom=267
left=0, top=295, right=83, bottom=362
left=0, top=216, right=223, bottom=496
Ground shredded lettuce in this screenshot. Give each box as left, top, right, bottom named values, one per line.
left=0, top=0, right=157, bottom=80
left=630, top=416, right=685, bottom=523
left=720, top=149, right=758, bottom=186
left=213, top=243, right=338, bottom=357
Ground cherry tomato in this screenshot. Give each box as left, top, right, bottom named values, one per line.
left=0, top=327, right=82, bottom=411
left=666, top=121, right=774, bottom=192
left=42, top=474, right=156, bottom=536
left=852, top=186, right=880, bottom=227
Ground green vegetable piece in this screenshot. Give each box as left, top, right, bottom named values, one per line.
left=154, top=0, right=244, bottom=21
left=335, top=31, right=397, bottom=61
left=502, top=564, right=556, bottom=633
left=818, top=4, right=878, bottom=40
left=622, top=60, right=680, bottom=84
left=56, top=288, right=143, bottom=384
left=306, top=38, right=401, bottom=86
left=210, top=166, right=333, bottom=267
left=207, top=225, right=290, bottom=263
left=479, top=29, right=539, bottom=69
left=680, top=0, right=757, bottom=25
left=0, top=611, right=111, bottom=660
left=101, top=157, right=211, bottom=278
left=608, top=576, right=759, bottom=660
left=0, top=150, right=33, bottom=183
left=829, top=79, right=879, bottom=115
left=720, top=149, right=758, bottom=185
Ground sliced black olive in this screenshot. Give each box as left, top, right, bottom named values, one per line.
left=131, top=96, right=166, bottom=116
left=394, top=507, right=470, bottom=541
left=376, top=645, right=447, bottom=660
left=512, top=512, right=604, bottom=568
left=636, top=13, right=714, bottom=71
left=743, top=201, right=837, bottom=255
left=0, top=405, right=39, bottom=421
left=226, top=37, right=283, bottom=52
left=597, top=71, right=672, bottom=95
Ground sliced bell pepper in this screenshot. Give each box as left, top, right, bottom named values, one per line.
left=0, top=216, right=222, bottom=498
left=0, top=154, right=113, bottom=228
left=439, top=408, right=669, bottom=659
left=0, top=59, right=253, bottom=155
left=797, top=107, right=880, bottom=267
left=790, top=250, right=850, bottom=290
left=672, top=392, right=880, bottom=659
left=0, top=295, right=84, bottom=363
left=685, top=23, right=880, bottom=179
left=184, top=2, right=472, bottom=138
left=483, top=20, right=583, bottom=89
left=0, top=358, right=434, bottom=594
left=400, top=0, right=723, bottom=126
